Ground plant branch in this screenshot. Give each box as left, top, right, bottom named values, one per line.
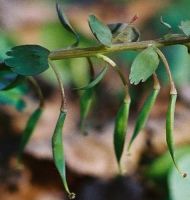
left=153, top=73, right=160, bottom=90
left=49, top=35, right=190, bottom=60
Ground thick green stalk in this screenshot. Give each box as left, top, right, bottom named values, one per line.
left=49, top=36, right=190, bottom=60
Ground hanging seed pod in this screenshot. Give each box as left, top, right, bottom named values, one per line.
left=156, top=48, right=186, bottom=177
left=166, top=94, right=187, bottom=178
left=114, top=98, right=131, bottom=173
left=52, top=111, right=75, bottom=199
left=128, top=86, right=159, bottom=152
left=18, top=107, right=43, bottom=160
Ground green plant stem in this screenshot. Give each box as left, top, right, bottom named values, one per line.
left=153, top=73, right=160, bottom=90
left=49, top=60, right=66, bottom=111
left=96, top=54, right=130, bottom=101
left=156, top=48, right=177, bottom=94
left=49, top=35, right=190, bottom=60
left=27, top=77, right=44, bottom=108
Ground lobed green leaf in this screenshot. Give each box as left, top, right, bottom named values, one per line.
left=5, top=45, right=50, bottom=76
left=179, top=20, right=190, bottom=36
left=129, top=47, right=159, bottom=85
left=52, top=111, right=75, bottom=199
left=128, top=88, right=159, bottom=151
left=114, top=99, right=130, bottom=171
left=18, top=107, right=43, bottom=160
left=88, top=15, right=112, bottom=47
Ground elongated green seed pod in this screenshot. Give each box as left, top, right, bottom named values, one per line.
left=52, top=111, right=75, bottom=199
left=128, top=88, right=159, bottom=151
left=166, top=94, right=187, bottom=177
left=18, top=107, right=43, bottom=160
left=114, top=98, right=130, bottom=172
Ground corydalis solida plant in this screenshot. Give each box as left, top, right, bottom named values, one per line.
left=1, top=0, right=190, bottom=198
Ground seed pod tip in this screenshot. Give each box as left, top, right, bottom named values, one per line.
left=182, top=172, right=187, bottom=178
left=68, top=192, right=76, bottom=199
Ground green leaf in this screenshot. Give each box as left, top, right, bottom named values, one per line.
left=0, top=88, right=26, bottom=111
left=166, top=94, right=186, bottom=177
left=75, top=66, right=108, bottom=90
left=114, top=99, right=130, bottom=171
left=3, top=76, right=25, bottom=91
left=108, top=23, right=125, bottom=34
left=56, top=0, right=79, bottom=47
left=146, top=146, right=190, bottom=179
left=129, top=47, right=159, bottom=85
left=179, top=20, right=190, bottom=36
left=108, top=23, right=140, bottom=43
left=88, top=15, right=112, bottom=47
left=169, top=155, right=190, bottom=200
left=18, top=107, right=43, bottom=159
left=79, top=88, right=94, bottom=133
left=52, top=111, right=75, bottom=199
left=0, top=63, right=19, bottom=90
left=5, top=45, right=50, bottom=76
left=128, top=88, right=159, bottom=151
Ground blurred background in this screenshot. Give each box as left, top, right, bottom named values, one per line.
left=1, top=0, right=190, bottom=200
